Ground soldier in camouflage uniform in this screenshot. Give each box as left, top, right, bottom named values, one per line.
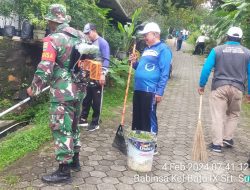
left=27, top=4, right=88, bottom=183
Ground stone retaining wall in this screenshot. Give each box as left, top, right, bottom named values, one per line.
left=0, top=39, right=42, bottom=100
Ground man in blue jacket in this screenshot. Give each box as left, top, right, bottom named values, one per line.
left=130, top=22, right=172, bottom=153
left=198, top=27, right=250, bottom=153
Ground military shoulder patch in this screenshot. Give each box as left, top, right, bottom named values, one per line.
left=41, top=37, right=57, bottom=62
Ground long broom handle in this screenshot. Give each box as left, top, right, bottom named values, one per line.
left=0, top=86, right=50, bottom=118
left=120, top=43, right=136, bottom=126
left=198, top=95, right=202, bottom=120
left=98, top=85, right=104, bottom=123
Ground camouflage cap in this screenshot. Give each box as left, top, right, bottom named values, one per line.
left=45, top=4, right=70, bottom=24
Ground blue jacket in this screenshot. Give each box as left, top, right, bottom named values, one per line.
left=199, top=41, right=250, bottom=94
left=133, top=41, right=172, bottom=96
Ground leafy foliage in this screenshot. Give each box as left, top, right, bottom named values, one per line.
left=107, top=57, right=131, bottom=87
left=104, top=25, right=124, bottom=55
left=133, top=0, right=212, bottom=38
left=13, top=0, right=55, bottom=29
left=0, top=99, right=12, bottom=110
left=148, top=0, right=206, bottom=10
left=64, top=0, right=111, bottom=32
left=2, top=94, right=49, bottom=121
left=211, top=0, right=250, bottom=47
left=117, top=8, right=142, bottom=52
left=0, top=0, right=13, bottom=18
left=0, top=0, right=15, bottom=25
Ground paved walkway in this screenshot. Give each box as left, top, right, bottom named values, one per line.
left=0, top=41, right=250, bottom=190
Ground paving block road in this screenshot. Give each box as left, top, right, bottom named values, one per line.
left=0, top=41, right=249, bottom=190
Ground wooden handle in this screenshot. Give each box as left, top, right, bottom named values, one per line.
left=121, top=43, right=136, bottom=125
left=198, top=95, right=202, bottom=120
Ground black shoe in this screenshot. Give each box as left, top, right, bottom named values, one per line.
left=86, top=123, right=99, bottom=131
left=223, top=139, right=234, bottom=148
left=247, top=158, right=250, bottom=168
left=70, top=153, right=81, bottom=172
left=209, top=143, right=222, bottom=153
left=42, top=164, right=72, bottom=183
left=78, top=118, right=88, bottom=127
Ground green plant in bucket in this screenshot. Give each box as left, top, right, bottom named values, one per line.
left=128, top=131, right=155, bottom=141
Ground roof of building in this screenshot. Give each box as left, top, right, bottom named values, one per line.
left=97, top=0, right=129, bottom=23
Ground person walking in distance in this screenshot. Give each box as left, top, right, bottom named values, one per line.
left=193, top=33, right=208, bottom=55
left=27, top=4, right=91, bottom=183
left=176, top=31, right=184, bottom=51
left=129, top=22, right=172, bottom=154
left=198, top=27, right=250, bottom=153
left=78, top=23, right=110, bottom=131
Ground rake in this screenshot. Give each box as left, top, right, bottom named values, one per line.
left=112, top=42, right=136, bottom=155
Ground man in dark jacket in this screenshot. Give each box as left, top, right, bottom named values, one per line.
left=78, top=23, right=110, bottom=131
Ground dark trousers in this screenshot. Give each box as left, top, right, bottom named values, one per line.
left=81, top=84, right=102, bottom=125
left=177, top=39, right=183, bottom=51
left=193, top=42, right=205, bottom=55
left=132, top=90, right=158, bottom=134
left=50, top=100, right=81, bottom=163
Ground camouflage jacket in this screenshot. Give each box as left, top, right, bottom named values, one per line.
left=31, top=23, right=86, bottom=102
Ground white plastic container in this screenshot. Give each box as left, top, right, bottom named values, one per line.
left=127, top=131, right=155, bottom=172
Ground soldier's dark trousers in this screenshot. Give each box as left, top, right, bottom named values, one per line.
left=81, top=84, right=102, bottom=125
left=50, top=101, right=81, bottom=164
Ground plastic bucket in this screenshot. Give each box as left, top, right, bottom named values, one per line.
left=127, top=130, right=155, bottom=172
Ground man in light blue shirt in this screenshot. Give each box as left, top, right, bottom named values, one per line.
left=198, top=27, right=250, bottom=153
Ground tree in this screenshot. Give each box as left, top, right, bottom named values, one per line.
left=212, top=0, right=250, bottom=47
left=117, top=8, right=142, bottom=52
left=149, top=0, right=207, bottom=9
left=64, top=0, right=111, bottom=31
left=0, top=0, right=14, bottom=25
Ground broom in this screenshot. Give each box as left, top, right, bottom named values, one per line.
left=192, top=95, right=208, bottom=162
left=112, top=42, right=136, bottom=155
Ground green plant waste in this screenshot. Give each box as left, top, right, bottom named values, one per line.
left=128, top=131, right=154, bottom=141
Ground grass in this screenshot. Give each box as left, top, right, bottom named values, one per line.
left=0, top=103, right=50, bottom=171
left=101, top=85, right=133, bottom=119
left=242, top=100, right=250, bottom=129
left=2, top=174, right=20, bottom=186
left=243, top=103, right=250, bottom=113
left=0, top=85, right=132, bottom=171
